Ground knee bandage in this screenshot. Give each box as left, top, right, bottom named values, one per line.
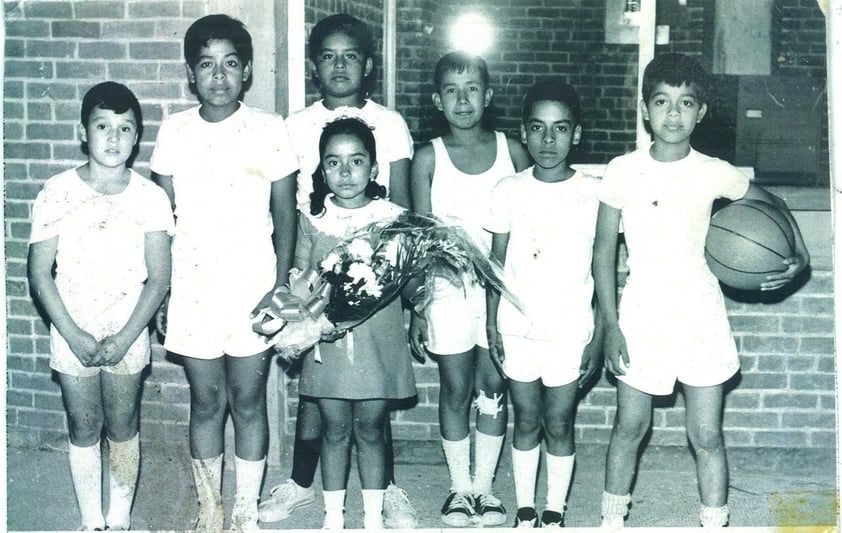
left=473, top=390, right=504, bottom=419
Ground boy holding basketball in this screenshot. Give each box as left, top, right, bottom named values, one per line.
left=593, top=53, right=808, bottom=530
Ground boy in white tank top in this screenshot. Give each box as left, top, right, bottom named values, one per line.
left=410, top=51, right=530, bottom=527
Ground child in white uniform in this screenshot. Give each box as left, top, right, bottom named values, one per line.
left=28, top=82, right=173, bottom=531
left=594, top=54, right=809, bottom=530
left=486, top=80, right=603, bottom=528
left=410, top=51, right=530, bottom=527
left=258, top=14, right=417, bottom=529
left=150, top=15, right=298, bottom=532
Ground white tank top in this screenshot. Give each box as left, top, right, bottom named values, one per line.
left=429, top=131, right=516, bottom=252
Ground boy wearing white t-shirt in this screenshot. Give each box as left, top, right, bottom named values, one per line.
left=486, top=80, right=603, bottom=528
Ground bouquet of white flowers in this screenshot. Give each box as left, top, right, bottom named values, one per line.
left=251, top=212, right=516, bottom=360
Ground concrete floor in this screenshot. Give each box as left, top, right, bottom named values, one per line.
left=6, top=437, right=839, bottom=531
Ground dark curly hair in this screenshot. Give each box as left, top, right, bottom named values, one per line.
left=641, top=53, right=711, bottom=105
left=310, top=117, right=386, bottom=217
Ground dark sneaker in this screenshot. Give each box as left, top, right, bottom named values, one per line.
left=441, top=492, right=479, bottom=527
left=475, top=493, right=507, bottom=526
left=541, top=510, right=564, bottom=528
left=514, top=506, right=539, bottom=528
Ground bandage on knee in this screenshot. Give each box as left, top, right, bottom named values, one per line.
left=473, top=390, right=504, bottom=419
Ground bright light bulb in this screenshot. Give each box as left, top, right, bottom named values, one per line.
left=449, top=13, right=493, bottom=56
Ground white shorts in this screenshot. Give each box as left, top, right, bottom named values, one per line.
left=616, top=279, right=740, bottom=396
left=50, top=282, right=149, bottom=377
left=165, top=244, right=276, bottom=359
left=502, top=334, right=585, bottom=388
left=423, top=277, right=487, bottom=355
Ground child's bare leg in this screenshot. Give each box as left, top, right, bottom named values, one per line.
left=226, top=350, right=273, bottom=460
left=544, top=381, right=579, bottom=521
left=183, top=357, right=228, bottom=458
left=437, top=351, right=475, bottom=441
left=605, top=381, right=653, bottom=495
left=318, top=398, right=353, bottom=491
left=101, top=371, right=143, bottom=530
left=58, top=372, right=105, bottom=529
left=353, top=399, right=389, bottom=489
left=183, top=357, right=227, bottom=530
left=683, top=383, right=728, bottom=515
left=510, top=379, right=543, bottom=511
left=318, top=398, right=352, bottom=529
left=472, top=345, right=507, bottom=509
left=437, top=350, right=475, bottom=495
left=602, top=381, right=650, bottom=528
left=474, top=346, right=508, bottom=437
left=226, top=350, right=272, bottom=528
left=353, top=399, right=388, bottom=529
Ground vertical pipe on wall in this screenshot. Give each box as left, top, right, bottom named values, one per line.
left=286, top=0, right=306, bottom=114
left=636, top=0, right=656, bottom=149
left=384, top=0, right=398, bottom=109
left=824, top=1, right=841, bottom=459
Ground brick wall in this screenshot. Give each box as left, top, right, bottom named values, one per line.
left=5, top=0, right=835, bottom=450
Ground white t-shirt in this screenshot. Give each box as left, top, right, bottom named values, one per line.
left=485, top=168, right=601, bottom=342
left=598, top=147, right=750, bottom=290
left=286, top=100, right=414, bottom=207
left=30, top=167, right=174, bottom=292
left=150, top=103, right=299, bottom=275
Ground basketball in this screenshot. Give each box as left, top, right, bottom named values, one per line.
left=704, top=199, right=795, bottom=290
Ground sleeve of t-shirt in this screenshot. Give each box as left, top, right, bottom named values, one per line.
left=29, top=182, right=63, bottom=244
left=596, top=157, right=626, bottom=209
left=379, top=111, right=414, bottom=162
left=711, top=160, right=751, bottom=201
left=484, top=177, right=514, bottom=235
left=266, top=114, right=300, bottom=182
left=142, top=181, right=176, bottom=235
left=149, top=115, right=177, bottom=176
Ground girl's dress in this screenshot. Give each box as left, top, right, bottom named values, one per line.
left=296, top=197, right=417, bottom=401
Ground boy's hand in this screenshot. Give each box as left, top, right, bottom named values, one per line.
left=97, top=333, right=132, bottom=366
left=66, top=329, right=100, bottom=367
left=761, top=252, right=809, bottom=291
left=407, top=312, right=428, bottom=363
left=486, top=325, right=507, bottom=378
left=603, top=323, right=629, bottom=376
left=578, top=336, right=603, bottom=387
left=320, top=327, right=347, bottom=343
left=251, top=288, right=277, bottom=319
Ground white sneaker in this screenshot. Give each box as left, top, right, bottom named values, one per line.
left=257, top=479, right=316, bottom=523
left=600, top=515, right=625, bottom=531
left=321, top=511, right=344, bottom=530
left=194, top=501, right=223, bottom=533
left=231, top=496, right=260, bottom=532
left=382, top=483, right=418, bottom=528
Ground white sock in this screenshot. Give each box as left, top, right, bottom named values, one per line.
left=545, top=452, right=575, bottom=514
left=472, top=431, right=504, bottom=495
left=362, top=489, right=385, bottom=529
left=105, top=435, right=139, bottom=529
left=511, top=445, right=540, bottom=509
left=442, top=436, right=472, bottom=494
left=700, top=504, right=729, bottom=527
left=234, top=455, right=265, bottom=502
left=322, top=489, right=346, bottom=529
left=191, top=454, right=223, bottom=510
left=69, top=440, right=105, bottom=530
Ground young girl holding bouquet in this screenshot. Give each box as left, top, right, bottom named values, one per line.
left=294, top=117, right=416, bottom=530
